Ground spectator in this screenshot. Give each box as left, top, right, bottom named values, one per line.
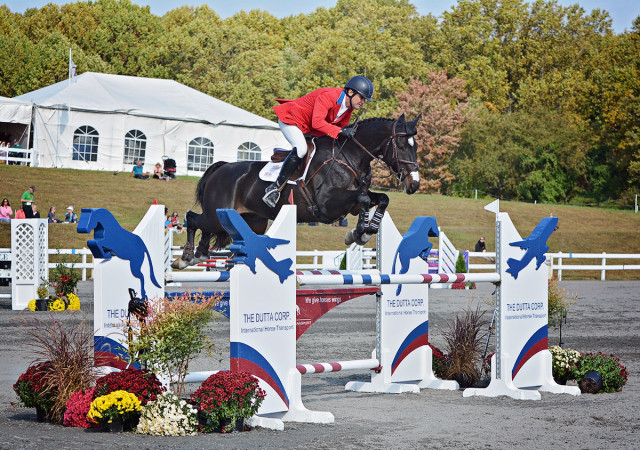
left=21, top=185, right=35, bottom=218
left=475, top=237, right=486, bottom=253
left=64, top=206, right=78, bottom=223
left=48, top=206, right=61, bottom=223
left=130, top=160, right=150, bottom=179
left=0, top=198, right=12, bottom=222
left=32, top=203, right=41, bottom=218
left=152, top=162, right=168, bottom=180
left=170, top=211, right=183, bottom=232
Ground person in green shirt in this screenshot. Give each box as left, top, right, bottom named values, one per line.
left=21, top=185, right=35, bottom=218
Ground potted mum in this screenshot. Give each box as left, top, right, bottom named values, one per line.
left=571, top=352, right=629, bottom=393
left=137, top=392, right=199, bottom=436
left=87, top=390, right=142, bottom=432
left=93, top=368, right=165, bottom=406
left=191, top=371, right=266, bottom=433
left=549, top=345, right=581, bottom=385
left=13, top=361, right=57, bottom=421
left=63, top=387, right=99, bottom=428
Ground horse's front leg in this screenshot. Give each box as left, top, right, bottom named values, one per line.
left=345, top=190, right=373, bottom=246
left=362, top=190, right=389, bottom=235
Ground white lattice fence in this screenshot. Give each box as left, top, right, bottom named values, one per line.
left=11, top=219, right=48, bottom=310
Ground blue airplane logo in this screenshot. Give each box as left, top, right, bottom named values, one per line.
left=506, top=217, right=558, bottom=279
left=392, top=217, right=439, bottom=295
left=216, top=209, right=294, bottom=283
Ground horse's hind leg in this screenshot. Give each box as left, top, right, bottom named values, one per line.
left=172, top=210, right=202, bottom=269
left=194, top=231, right=213, bottom=263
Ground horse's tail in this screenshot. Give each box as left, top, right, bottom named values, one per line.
left=144, top=246, right=162, bottom=289
left=196, top=161, right=227, bottom=206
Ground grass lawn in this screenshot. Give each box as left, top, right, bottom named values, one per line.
left=2, top=164, right=639, bottom=279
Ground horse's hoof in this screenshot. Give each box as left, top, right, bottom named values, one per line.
left=344, top=229, right=356, bottom=246
left=194, top=254, right=209, bottom=264
left=355, top=233, right=372, bottom=246
left=171, top=257, right=191, bottom=270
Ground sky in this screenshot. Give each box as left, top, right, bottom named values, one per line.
left=2, top=0, right=638, bottom=33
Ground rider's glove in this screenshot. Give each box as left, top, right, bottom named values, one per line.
left=339, top=127, right=356, bottom=138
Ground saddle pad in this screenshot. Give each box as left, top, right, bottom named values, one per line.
left=259, top=148, right=316, bottom=184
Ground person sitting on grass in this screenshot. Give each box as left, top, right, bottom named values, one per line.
left=131, top=160, right=150, bottom=179
left=65, top=206, right=78, bottom=223
left=48, top=206, right=61, bottom=223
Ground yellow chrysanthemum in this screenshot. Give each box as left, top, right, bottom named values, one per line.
left=49, top=298, right=66, bottom=311
left=28, top=299, right=36, bottom=312
left=67, top=293, right=81, bottom=310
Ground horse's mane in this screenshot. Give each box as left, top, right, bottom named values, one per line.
left=352, top=117, right=395, bottom=127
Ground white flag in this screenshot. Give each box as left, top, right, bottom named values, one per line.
left=69, top=49, right=77, bottom=78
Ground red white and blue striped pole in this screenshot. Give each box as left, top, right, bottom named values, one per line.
left=165, top=271, right=230, bottom=283
left=296, top=270, right=500, bottom=286
left=297, top=358, right=380, bottom=375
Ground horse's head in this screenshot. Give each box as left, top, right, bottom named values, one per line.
left=380, top=113, right=421, bottom=194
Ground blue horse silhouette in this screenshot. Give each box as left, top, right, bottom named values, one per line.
left=392, top=217, right=439, bottom=295
left=77, top=208, right=161, bottom=299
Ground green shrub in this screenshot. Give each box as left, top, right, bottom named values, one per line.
left=548, top=277, right=577, bottom=328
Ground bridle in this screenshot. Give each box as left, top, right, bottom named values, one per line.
left=350, top=118, right=419, bottom=183
left=304, top=118, right=418, bottom=187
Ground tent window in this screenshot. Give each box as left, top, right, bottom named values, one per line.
left=124, top=130, right=147, bottom=164
left=187, top=137, right=214, bottom=171
left=237, top=142, right=261, bottom=161
left=73, top=126, right=99, bottom=162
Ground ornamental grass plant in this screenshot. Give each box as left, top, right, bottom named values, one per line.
left=136, top=392, right=199, bottom=436
left=191, top=371, right=266, bottom=433
left=439, top=304, right=487, bottom=388
left=127, top=292, right=220, bottom=398
left=17, top=314, right=96, bottom=423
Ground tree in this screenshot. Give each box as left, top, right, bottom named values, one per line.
left=380, top=72, right=472, bottom=193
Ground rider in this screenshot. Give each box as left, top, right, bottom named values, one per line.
left=262, top=75, right=374, bottom=208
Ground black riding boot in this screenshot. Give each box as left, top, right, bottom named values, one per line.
left=262, top=150, right=301, bottom=208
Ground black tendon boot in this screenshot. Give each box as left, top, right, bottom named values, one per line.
left=262, top=150, right=301, bottom=208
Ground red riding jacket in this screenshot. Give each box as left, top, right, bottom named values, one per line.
left=273, top=88, right=353, bottom=139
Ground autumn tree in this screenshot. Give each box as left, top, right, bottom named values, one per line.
left=375, top=72, right=472, bottom=193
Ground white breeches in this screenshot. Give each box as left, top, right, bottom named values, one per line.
left=279, top=120, right=308, bottom=157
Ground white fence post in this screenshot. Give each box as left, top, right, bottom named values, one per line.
left=557, top=252, right=563, bottom=281
left=601, top=252, right=606, bottom=281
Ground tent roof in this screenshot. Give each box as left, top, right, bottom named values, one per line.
left=0, top=95, right=32, bottom=124
left=15, top=72, right=278, bottom=129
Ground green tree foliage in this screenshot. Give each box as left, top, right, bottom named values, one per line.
left=451, top=107, right=590, bottom=202
left=0, top=0, right=637, bottom=204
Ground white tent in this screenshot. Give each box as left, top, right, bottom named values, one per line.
left=13, top=72, right=287, bottom=175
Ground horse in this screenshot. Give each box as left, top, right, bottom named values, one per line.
left=172, top=114, right=422, bottom=269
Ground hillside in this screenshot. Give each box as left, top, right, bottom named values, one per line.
left=1, top=165, right=639, bottom=278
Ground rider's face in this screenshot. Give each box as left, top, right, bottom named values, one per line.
left=346, top=91, right=365, bottom=110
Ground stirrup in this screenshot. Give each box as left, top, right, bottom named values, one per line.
left=263, top=186, right=280, bottom=208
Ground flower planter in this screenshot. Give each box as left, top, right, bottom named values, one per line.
left=579, top=370, right=603, bottom=394
left=35, top=405, right=49, bottom=422
left=553, top=376, right=568, bottom=385
left=106, top=418, right=124, bottom=433
left=35, top=299, right=48, bottom=311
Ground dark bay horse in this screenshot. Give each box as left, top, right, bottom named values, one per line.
left=172, top=114, right=421, bottom=269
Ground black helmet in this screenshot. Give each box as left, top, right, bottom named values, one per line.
left=344, top=75, right=374, bottom=101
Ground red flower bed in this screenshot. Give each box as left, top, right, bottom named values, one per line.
left=63, top=387, right=98, bottom=428
left=94, top=368, right=165, bottom=405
